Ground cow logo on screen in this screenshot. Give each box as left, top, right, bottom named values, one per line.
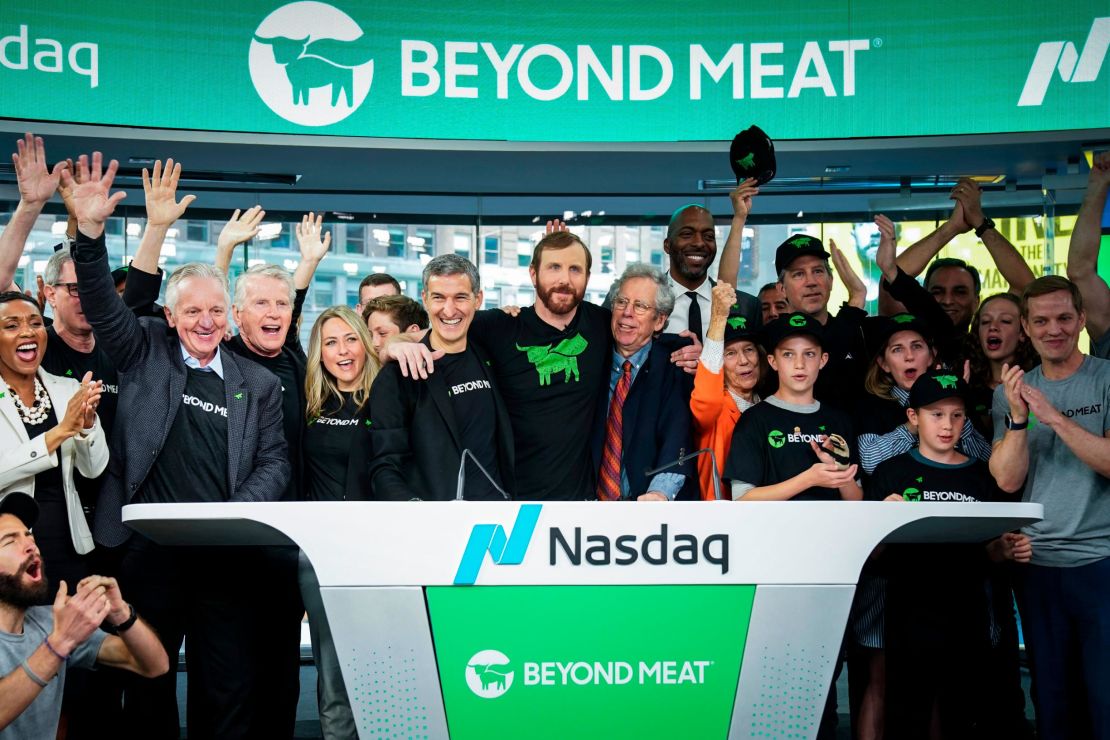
left=249, top=2, right=375, bottom=126
left=1019, top=17, right=1109, bottom=106
left=466, top=650, right=514, bottom=699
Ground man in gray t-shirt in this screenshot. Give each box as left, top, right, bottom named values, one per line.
left=0, top=493, right=168, bottom=737
left=989, top=277, right=1110, bottom=739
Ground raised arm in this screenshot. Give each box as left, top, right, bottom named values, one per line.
left=64, top=153, right=153, bottom=371
left=895, top=194, right=970, bottom=277
left=1067, top=152, right=1110, bottom=343
left=130, top=159, right=196, bottom=276
left=829, top=238, right=867, bottom=309
left=717, top=178, right=758, bottom=285
left=214, top=206, right=265, bottom=279
left=0, top=134, right=68, bottom=289
left=950, top=178, right=1034, bottom=293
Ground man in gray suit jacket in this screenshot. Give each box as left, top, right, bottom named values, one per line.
left=63, top=153, right=289, bottom=740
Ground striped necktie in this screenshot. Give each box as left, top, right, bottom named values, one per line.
left=597, top=360, right=633, bottom=501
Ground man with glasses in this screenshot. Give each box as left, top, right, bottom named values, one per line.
left=590, top=264, right=694, bottom=501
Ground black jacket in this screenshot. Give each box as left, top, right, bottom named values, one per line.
left=589, top=341, right=695, bottom=500
left=367, top=336, right=515, bottom=501
left=72, top=231, right=290, bottom=547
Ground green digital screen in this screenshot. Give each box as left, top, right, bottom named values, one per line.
left=0, top=1, right=1106, bottom=142
left=427, top=585, right=756, bottom=739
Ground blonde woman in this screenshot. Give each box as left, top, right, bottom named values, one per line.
left=299, top=305, right=378, bottom=740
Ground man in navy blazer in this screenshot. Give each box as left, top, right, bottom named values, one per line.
left=64, top=153, right=289, bottom=740
left=591, top=265, right=694, bottom=501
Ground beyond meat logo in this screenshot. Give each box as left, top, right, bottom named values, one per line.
left=466, top=650, right=514, bottom=698
left=249, top=2, right=375, bottom=126
left=516, top=333, right=588, bottom=386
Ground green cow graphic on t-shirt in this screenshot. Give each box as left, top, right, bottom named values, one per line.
left=516, top=333, right=588, bottom=386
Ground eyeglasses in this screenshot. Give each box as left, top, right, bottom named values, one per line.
left=612, top=296, right=656, bottom=316
left=52, top=282, right=80, bottom=297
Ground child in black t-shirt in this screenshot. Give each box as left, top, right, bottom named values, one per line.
left=870, top=371, right=1031, bottom=739
left=725, top=312, right=862, bottom=501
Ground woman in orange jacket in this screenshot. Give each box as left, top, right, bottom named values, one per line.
left=689, top=281, right=766, bottom=500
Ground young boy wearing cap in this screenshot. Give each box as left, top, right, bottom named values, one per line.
left=724, top=311, right=862, bottom=502
left=870, top=372, right=1031, bottom=739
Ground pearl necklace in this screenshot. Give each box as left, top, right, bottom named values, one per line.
left=6, top=377, right=52, bottom=425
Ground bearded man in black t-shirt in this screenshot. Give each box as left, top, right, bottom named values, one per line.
left=385, top=231, right=611, bottom=500
left=369, top=255, right=515, bottom=501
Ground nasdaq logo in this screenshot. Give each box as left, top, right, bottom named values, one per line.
left=454, top=504, right=542, bottom=585
left=1018, top=17, right=1110, bottom=106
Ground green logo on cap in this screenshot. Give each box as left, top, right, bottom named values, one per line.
left=727, top=316, right=748, bottom=330
left=893, top=314, right=915, bottom=324
left=902, top=486, right=922, bottom=502
left=767, top=430, right=786, bottom=448
left=934, top=375, right=958, bottom=389
left=789, top=315, right=807, bottom=327
left=789, top=236, right=811, bottom=248
left=735, top=152, right=756, bottom=170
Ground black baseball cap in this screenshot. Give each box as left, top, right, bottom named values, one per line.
left=775, top=234, right=831, bottom=274
left=0, top=492, right=38, bottom=528
left=866, top=313, right=933, bottom=359
left=111, top=266, right=129, bottom=286
left=724, top=309, right=758, bottom=345
left=908, top=371, right=970, bottom=409
left=729, top=125, right=776, bottom=185
left=761, top=311, right=824, bottom=352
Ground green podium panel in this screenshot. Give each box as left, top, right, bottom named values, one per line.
left=427, top=585, right=755, bottom=739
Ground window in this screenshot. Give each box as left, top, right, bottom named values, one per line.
left=517, top=238, right=531, bottom=267
left=388, top=229, right=405, bottom=258
left=345, top=225, right=366, bottom=255
left=483, top=235, right=499, bottom=265
left=187, top=220, right=209, bottom=243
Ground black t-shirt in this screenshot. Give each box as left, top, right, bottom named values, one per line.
left=724, top=397, right=858, bottom=501
left=138, top=368, right=229, bottom=504
left=42, top=328, right=120, bottom=509
left=439, top=346, right=503, bottom=500
left=226, top=337, right=303, bottom=501
left=869, top=450, right=999, bottom=649
left=814, top=305, right=869, bottom=411
left=304, top=393, right=365, bottom=502
left=469, top=302, right=611, bottom=500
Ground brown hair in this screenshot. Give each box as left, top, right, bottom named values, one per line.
left=530, top=231, right=592, bottom=274
left=1021, top=275, right=1083, bottom=318
left=358, top=272, right=401, bottom=295
left=361, top=294, right=428, bottom=331
left=964, top=293, right=1039, bottom=390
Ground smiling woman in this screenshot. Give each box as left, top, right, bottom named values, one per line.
left=0, top=291, right=107, bottom=598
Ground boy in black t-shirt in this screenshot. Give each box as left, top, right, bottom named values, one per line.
left=871, top=372, right=1031, bottom=739
left=725, top=312, right=862, bottom=501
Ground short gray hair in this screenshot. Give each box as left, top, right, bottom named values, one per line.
left=165, top=263, right=229, bottom=312
left=421, top=254, right=480, bottom=294
left=43, top=250, right=73, bottom=286
left=234, top=264, right=295, bottom=310
left=611, top=263, right=675, bottom=318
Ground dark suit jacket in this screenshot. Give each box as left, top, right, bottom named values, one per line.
left=72, top=231, right=291, bottom=547
left=124, top=263, right=309, bottom=500
left=367, top=336, right=515, bottom=501
left=590, top=341, right=695, bottom=500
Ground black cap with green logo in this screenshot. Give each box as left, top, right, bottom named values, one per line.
left=729, top=125, right=776, bottom=185
left=724, top=308, right=758, bottom=345
left=761, top=311, right=824, bottom=353
left=774, top=234, right=831, bottom=274
left=908, top=371, right=970, bottom=409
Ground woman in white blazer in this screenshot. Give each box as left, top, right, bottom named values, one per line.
left=0, top=291, right=107, bottom=595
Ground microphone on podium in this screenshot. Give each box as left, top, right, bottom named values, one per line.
left=455, top=448, right=511, bottom=501
left=644, top=448, right=724, bottom=501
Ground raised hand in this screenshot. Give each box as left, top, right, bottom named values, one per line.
left=950, top=177, right=985, bottom=230
left=49, top=579, right=111, bottom=657
left=1000, top=363, right=1028, bottom=421
left=1019, top=383, right=1064, bottom=429
left=1089, top=151, right=1110, bottom=190
left=710, top=281, right=737, bottom=324
left=217, top=206, right=266, bottom=252
left=874, top=213, right=898, bottom=281
left=55, top=157, right=80, bottom=215
left=143, top=159, right=196, bottom=228
left=729, top=178, right=759, bottom=219
left=545, top=219, right=568, bottom=234
left=60, top=152, right=127, bottom=238
left=78, top=371, right=103, bottom=429
left=13, top=133, right=68, bottom=206
left=829, top=238, right=867, bottom=307
left=295, top=212, right=332, bottom=263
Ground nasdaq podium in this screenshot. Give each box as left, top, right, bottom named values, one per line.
left=123, top=501, right=1040, bottom=740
